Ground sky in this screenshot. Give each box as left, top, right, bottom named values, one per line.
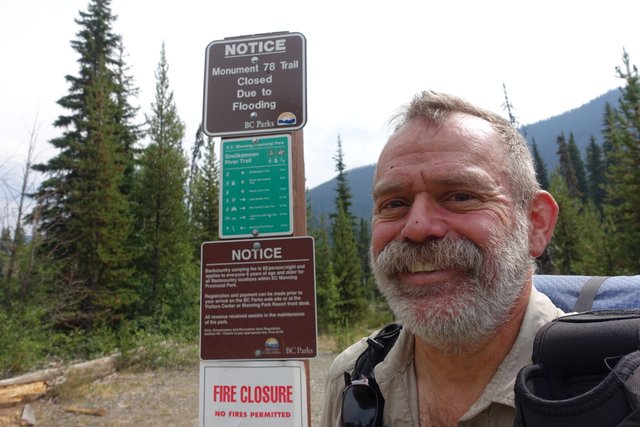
left=1, top=0, right=640, bottom=228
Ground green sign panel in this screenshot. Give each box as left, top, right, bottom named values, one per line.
left=220, top=135, right=293, bottom=239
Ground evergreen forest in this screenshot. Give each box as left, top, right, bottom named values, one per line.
left=1, top=0, right=640, bottom=377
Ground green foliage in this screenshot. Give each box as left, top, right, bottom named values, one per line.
left=312, top=215, right=340, bottom=333
left=30, top=0, right=137, bottom=330
left=556, top=133, right=580, bottom=198
left=116, top=326, right=198, bottom=371
left=332, top=199, right=365, bottom=322
left=585, top=136, right=606, bottom=210
left=567, top=132, right=588, bottom=200
left=571, top=203, right=616, bottom=275
left=548, top=173, right=581, bottom=274
left=601, top=49, right=640, bottom=274
left=131, top=43, right=196, bottom=332
left=189, top=129, right=220, bottom=254
left=0, top=307, right=48, bottom=378
left=531, top=140, right=550, bottom=190
left=329, top=302, right=394, bottom=352
left=330, top=137, right=369, bottom=324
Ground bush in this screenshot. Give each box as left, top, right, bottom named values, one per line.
left=0, top=308, right=48, bottom=378
left=116, top=329, right=198, bottom=371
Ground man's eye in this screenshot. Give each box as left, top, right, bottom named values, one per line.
left=450, top=193, right=473, bottom=202
left=376, top=199, right=409, bottom=216
left=385, top=200, right=406, bottom=209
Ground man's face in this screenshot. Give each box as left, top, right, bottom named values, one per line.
left=370, top=114, right=533, bottom=350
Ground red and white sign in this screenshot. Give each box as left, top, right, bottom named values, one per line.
left=199, top=360, right=308, bottom=427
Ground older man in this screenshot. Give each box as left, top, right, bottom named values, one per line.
left=320, top=91, right=561, bottom=427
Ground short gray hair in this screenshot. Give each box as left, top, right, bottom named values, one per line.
left=392, top=91, right=540, bottom=207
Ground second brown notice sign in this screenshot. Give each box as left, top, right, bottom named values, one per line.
left=200, top=237, right=316, bottom=360
left=202, top=32, right=307, bottom=137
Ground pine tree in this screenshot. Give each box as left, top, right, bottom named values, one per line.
left=530, top=139, right=550, bottom=190
left=111, top=39, right=142, bottom=197
left=357, top=217, right=374, bottom=298
left=585, top=136, right=606, bottom=211
left=567, top=132, right=588, bottom=200
left=312, top=215, right=340, bottom=332
left=189, top=127, right=220, bottom=254
left=332, top=202, right=364, bottom=322
left=571, top=201, right=616, bottom=275
left=330, top=137, right=364, bottom=322
left=31, top=0, right=137, bottom=330
left=602, top=50, right=640, bottom=273
left=132, top=43, right=195, bottom=331
left=333, top=136, right=353, bottom=220
left=556, top=133, right=580, bottom=198
left=548, top=173, right=581, bottom=274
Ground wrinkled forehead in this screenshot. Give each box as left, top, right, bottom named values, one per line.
left=377, top=114, right=504, bottom=174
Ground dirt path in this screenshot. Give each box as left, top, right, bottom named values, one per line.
left=23, top=349, right=336, bottom=426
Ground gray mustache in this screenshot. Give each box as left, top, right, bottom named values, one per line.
left=371, top=237, right=485, bottom=276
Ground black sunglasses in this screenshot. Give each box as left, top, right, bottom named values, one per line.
left=341, top=372, right=384, bottom=427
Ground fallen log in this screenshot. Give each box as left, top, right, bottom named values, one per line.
left=62, top=405, right=106, bottom=417
left=0, top=355, right=118, bottom=408
left=0, top=382, right=47, bottom=408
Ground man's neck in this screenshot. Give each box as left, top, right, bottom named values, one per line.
left=414, top=283, right=531, bottom=427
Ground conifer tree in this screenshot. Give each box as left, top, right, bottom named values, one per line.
left=530, top=139, right=550, bottom=190
left=567, top=132, right=588, bottom=200
left=333, top=136, right=353, bottom=220
left=189, top=127, right=220, bottom=254
left=602, top=50, right=640, bottom=273
left=548, top=173, right=581, bottom=274
left=556, top=133, right=580, bottom=198
left=585, top=136, right=606, bottom=211
left=132, top=43, right=195, bottom=330
left=31, top=0, right=137, bottom=330
left=330, top=137, right=364, bottom=322
left=357, top=218, right=374, bottom=298
left=571, top=201, right=616, bottom=275
left=312, top=215, right=340, bottom=332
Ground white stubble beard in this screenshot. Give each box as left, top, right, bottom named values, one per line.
left=371, top=211, right=534, bottom=353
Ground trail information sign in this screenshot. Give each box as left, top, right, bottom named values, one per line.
left=220, top=134, right=292, bottom=239
left=200, top=237, right=317, bottom=360
left=203, top=32, right=306, bottom=137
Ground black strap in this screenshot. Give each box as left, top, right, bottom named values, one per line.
left=574, top=276, right=610, bottom=312
left=352, top=323, right=402, bottom=380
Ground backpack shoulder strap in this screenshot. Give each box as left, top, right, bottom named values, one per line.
left=352, top=323, right=402, bottom=380
left=574, top=276, right=610, bottom=311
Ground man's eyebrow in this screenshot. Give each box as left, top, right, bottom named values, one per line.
left=432, top=170, right=497, bottom=191
left=372, top=169, right=498, bottom=199
left=372, top=180, right=404, bottom=200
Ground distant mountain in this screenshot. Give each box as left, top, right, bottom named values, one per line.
left=523, top=88, right=619, bottom=172
left=308, top=88, right=621, bottom=223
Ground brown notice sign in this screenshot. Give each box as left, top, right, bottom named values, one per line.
left=202, top=32, right=307, bottom=137
left=200, top=237, right=316, bottom=360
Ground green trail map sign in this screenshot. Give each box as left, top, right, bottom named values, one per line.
left=220, top=134, right=292, bottom=239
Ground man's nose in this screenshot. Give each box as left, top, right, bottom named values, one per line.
left=400, top=194, right=448, bottom=243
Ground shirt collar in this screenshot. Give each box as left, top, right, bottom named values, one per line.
left=462, top=287, right=564, bottom=419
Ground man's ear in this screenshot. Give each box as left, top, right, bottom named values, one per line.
left=528, top=191, right=559, bottom=258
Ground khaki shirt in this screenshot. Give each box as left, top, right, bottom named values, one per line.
left=319, top=288, right=563, bottom=427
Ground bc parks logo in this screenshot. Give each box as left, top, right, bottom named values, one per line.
left=256, top=337, right=281, bottom=357
left=277, top=112, right=296, bottom=126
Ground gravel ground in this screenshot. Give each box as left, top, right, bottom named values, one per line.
left=21, top=349, right=336, bottom=426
